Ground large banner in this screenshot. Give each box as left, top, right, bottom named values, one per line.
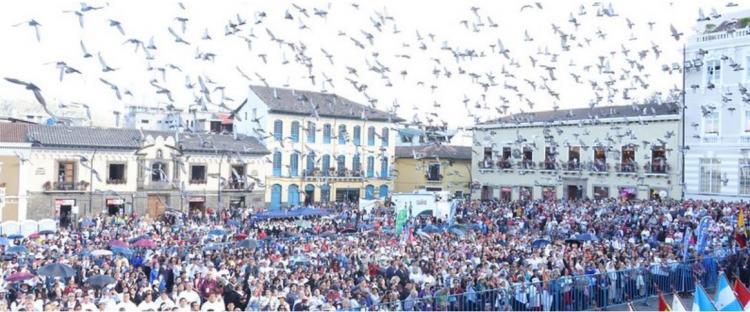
left=395, top=203, right=408, bottom=235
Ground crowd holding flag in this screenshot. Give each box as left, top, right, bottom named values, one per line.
left=735, top=279, right=750, bottom=308
left=659, top=290, right=672, bottom=312
left=673, top=293, right=688, bottom=312
left=693, top=283, right=718, bottom=312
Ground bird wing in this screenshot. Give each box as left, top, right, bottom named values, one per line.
left=4, top=77, right=29, bottom=86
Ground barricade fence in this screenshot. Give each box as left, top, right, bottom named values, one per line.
left=382, top=248, right=746, bottom=311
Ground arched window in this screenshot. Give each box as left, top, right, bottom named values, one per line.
left=306, top=153, right=315, bottom=175
left=307, top=121, right=316, bottom=143
left=336, top=155, right=346, bottom=176
left=272, top=151, right=282, bottom=177
left=320, top=184, right=330, bottom=202
left=380, top=157, right=388, bottom=178
left=288, top=184, right=300, bottom=207
left=352, top=154, right=361, bottom=175
left=338, top=124, right=347, bottom=144
left=273, top=120, right=283, bottom=141
left=367, top=156, right=375, bottom=178
left=290, top=121, right=300, bottom=142
left=321, top=154, right=331, bottom=177
left=353, top=126, right=361, bottom=145
left=289, top=153, right=299, bottom=177
left=379, top=185, right=389, bottom=198
left=270, top=184, right=282, bottom=210
left=381, top=128, right=389, bottom=146
left=151, top=162, right=166, bottom=182
left=365, top=185, right=374, bottom=200
left=323, top=124, right=332, bottom=144
left=367, top=126, right=375, bottom=146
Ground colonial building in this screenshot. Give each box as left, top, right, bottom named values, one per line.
left=0, top=123, right=32, bottom=221
left=472, top=103, right=682, bottom=201
left=122, top=105, right=233, bottom=134
left=233, top=86, right=403, bottom=209
left=0, top=124, right=267, bottom=222
left=394, top=145, right=472, bottom=198
left=683, top=10, right=750, bottom=200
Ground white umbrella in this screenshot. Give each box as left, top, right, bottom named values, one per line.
left=91, top=249, right=113, bottom=257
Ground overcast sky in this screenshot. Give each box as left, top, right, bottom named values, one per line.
left=0, top=0, right=743, bottom=129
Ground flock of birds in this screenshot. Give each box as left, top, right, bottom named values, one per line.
left=2, top=1, right=746, bottom=194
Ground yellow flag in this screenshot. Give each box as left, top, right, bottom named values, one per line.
left=740, top=209, right=746, bottom=233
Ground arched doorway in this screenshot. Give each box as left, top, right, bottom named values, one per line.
left=288, top=184, right=300, bottom=208
left=269, top=184, right=282, bottom=211
left=320, top=184, right=331, bottom=202
left=304, top=184, right=315, bottom=206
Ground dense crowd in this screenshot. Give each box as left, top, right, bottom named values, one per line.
left=0, top=198, right=748, bottom=311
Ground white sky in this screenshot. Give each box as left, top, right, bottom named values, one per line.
left=0, top=0, right=744, bottom=129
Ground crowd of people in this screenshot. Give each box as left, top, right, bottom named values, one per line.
left=0, top=198, right=748, bottom=311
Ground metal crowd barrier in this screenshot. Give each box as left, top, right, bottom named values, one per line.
left=381, top=249, right=745, bottom=311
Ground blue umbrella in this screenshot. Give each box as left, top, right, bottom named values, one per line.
left=128, top=235, right=150, bottom=244
left=0, top=237, right=9, bottom=246
left=111, top=246, right=133, bottom=257
left=532, top=239, right=551, bottom=249
left=421, top=225, right=443, bottom=233
left=575, top=233, right=599, bottom=241
left=207, top=229, right=227, bottom=237
left=236, top=239, right=258, bottom=249
left=449, top=228, right=466, bottom=236
left=7, top=234, right=23, bottom=240
left=5, top=245, right=28, bottom=255
left=37, top=263, right=75, bottom=278
left=39, top=230, right=55, bottom=235
left=80, top=220, right=95, bottom=227
left=226, top=220, right=240, bottom=227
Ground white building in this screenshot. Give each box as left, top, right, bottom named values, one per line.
left=683, top=10, right=750, bottom=200
left=122, top=105, right=183, bottom=131
left=472, top=103, right=682, bottom=201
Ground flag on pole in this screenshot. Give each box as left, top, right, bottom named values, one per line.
left=696, top=216, right=712, bottom=253
left=673, top=293, right=687, bottom=312
left=659, top=291, right=672, bottom=311
left=627, top=302, right=636, bottom=312
left=714, top=272, right=743, bottom=311
left=739, top=209, right=746, bottom=231
left=734, top=278, right=750, bottom=308
left=683, top=227, right=692, bottom=262
left=693, top=283, right=718, bottom=311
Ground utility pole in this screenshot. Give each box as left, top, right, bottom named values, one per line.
left=680, top=44, right=686, bottom=200
left=88, top=149, right=98, bottom=216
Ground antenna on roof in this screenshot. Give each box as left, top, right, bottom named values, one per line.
left=291, top=88, right=295, bottom=96
left=273, top=88, right=279, bottom=99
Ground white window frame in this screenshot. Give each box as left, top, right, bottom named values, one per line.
left=744, top=54, right=750, bottom=83
left=699, top=158, right=722, bottom=194
left=705, top=59, right=722, bottom=89
left=702, top=109, right=720, bottom=137
left=740, top=159, right=750, bottom=195
left=743, top=109, right=750, bottom=133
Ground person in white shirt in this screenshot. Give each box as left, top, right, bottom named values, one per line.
left=138, top=290, right=158, bottom=311
left=116, top=293, right=138, bottom=311
left=154, top=291, right=175, bottom=310
left=177, top=282, right=201, bottom=306
left=200, top=293, right=224, bottom=312
left=80, top=293, right=98, bottom=312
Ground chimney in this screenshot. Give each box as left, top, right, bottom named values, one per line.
left=113, top=111, right=121, bottom=128
left=273, top=88, right=279, bottom=99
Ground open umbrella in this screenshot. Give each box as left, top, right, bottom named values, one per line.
left=202, top=244, right=224, bottom=251
left=111, top=246, right=133, bottom=257
left=91, top=249, right=113, bottom=257
left=207, top=229, right=227, bottom=238
left=421, top=225, right=443, bottom=233
left=575, top=233, right=599, bottom=241
left=226, top=220, right=240, bottom=227
left=7, top=234, right=23, bottom=240
left=339, top=227, right=357, bottom=234
left=86, top=274, right=116, bottom=289
left=236, top=239, right=258, bottom=250
left=532, top=239, right=551, bottom=249
left=108, top=239, right=128, bottom=248
left=5, top=272, right=34, bottom=283
left=233, top=233, right=248, bottom=241
left=39, top=230, right=55, bottom=235
left=28, top=232, right=40, bottom=239
left=37, top=263, right=75, bottom=278
left=448, top=228, right=465, bottom=236
left=128, top=235, right=150, bottom=244
left=80, top=219, right=95, bottom=227
left=132, top=239, right=156, bottom=249
left=5, top=245, right=28, bottom=255
left=0, top=237, right=9, bottom=246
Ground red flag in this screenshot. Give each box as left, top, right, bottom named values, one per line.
left=735, top=278, right=750, bottom=308
left=736, top=232, right=747, bottom=248
left=658, top=291, right=671, bottom=311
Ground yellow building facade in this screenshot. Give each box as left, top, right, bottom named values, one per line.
left=394, top=145, right=472, bottom=198
left=234, top=86, right=402, bottom=209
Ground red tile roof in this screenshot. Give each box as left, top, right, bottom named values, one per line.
left=0, top=123, right=31, bottom=143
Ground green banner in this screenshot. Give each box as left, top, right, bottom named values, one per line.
left=395, top=204, right=408, bottom=235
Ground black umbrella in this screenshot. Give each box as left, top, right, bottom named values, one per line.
left=37, top=263, right=75, bottom=278
left=236, top=239, right=258, bottom=250
left=86, top=274, right=116, bottom=289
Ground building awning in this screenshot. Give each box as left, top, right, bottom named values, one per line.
left=106, top=198, right=124, bottom=205
left=189, top=196, right=205, bottom=203
left=218, top=113, right=233, bottom=125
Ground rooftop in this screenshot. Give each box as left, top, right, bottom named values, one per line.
left=480, top=103, right=680, bottom=126
left=4, top=124, right=267, bottom=155
left=242, top=85, right=404, bottom=122
left=395, top=145, right=472, bottom=160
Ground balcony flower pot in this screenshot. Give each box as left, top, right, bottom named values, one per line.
left=43, top=181, right=51, bottom=191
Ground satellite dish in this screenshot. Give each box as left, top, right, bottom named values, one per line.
left=45, top=118, right=56, bottom=125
